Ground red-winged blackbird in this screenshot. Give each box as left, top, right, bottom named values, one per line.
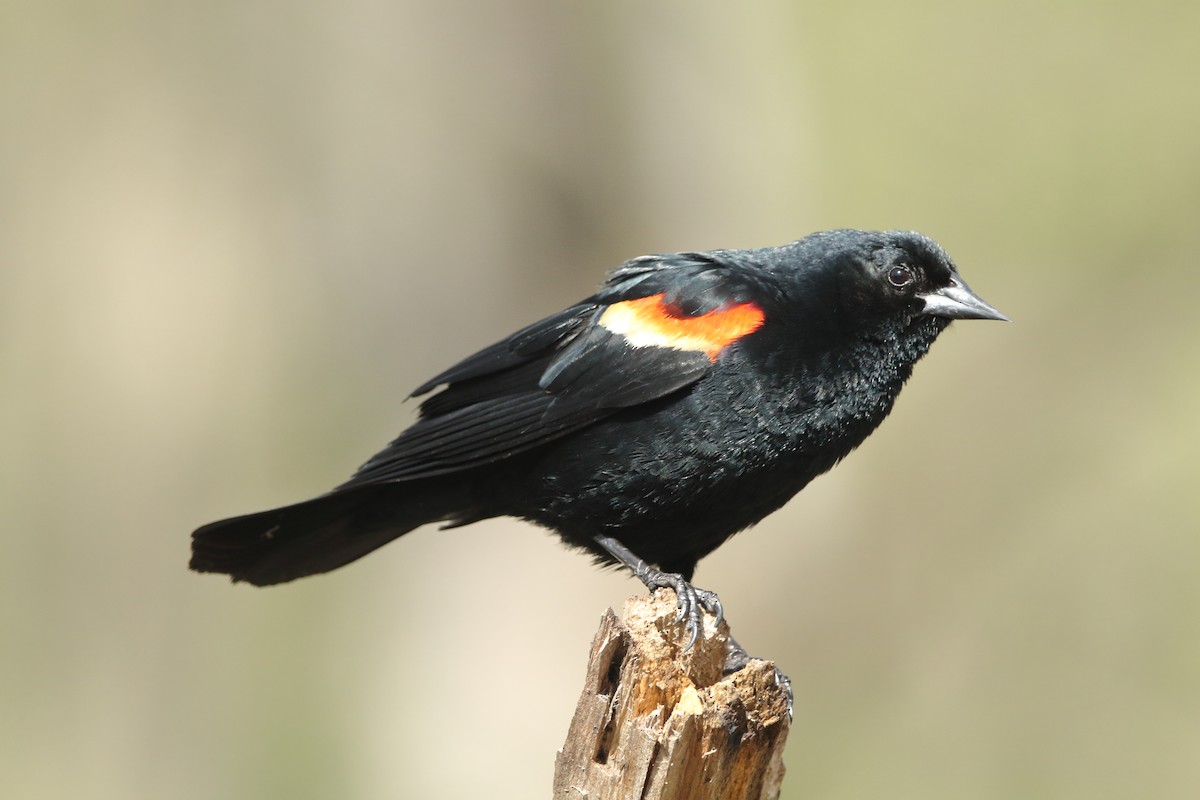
left=191, top=229, right=1005, bottom=647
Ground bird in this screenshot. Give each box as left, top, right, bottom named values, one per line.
left=191, top=229, right=1006, bottom=650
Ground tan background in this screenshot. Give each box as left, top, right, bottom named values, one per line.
left=3, top=2, right=1199, bottom=798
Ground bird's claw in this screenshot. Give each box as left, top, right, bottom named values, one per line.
left=656, top=573, right=722, bottom=652
left=774, top=667, right=794, bottom=722
left=726, top=635, right=793, bottom=721
left=588, top=536, right=722, bottom=653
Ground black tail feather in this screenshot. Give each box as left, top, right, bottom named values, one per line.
left=190, top=482, right=458, bottom=586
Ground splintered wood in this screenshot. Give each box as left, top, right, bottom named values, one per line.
left=553, top=590, right=790, bottom=800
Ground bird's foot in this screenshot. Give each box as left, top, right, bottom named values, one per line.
left=592, top=535, right=723, bottom=652
left=643, top=570, right=724, bottom=652
left=726, top=635, right=794, bottom=721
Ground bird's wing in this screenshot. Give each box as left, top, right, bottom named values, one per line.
left=338, top=254, right=770, bottom=486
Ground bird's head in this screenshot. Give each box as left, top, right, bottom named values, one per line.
left=850, top=230, right=1006, bottom=323
left=787, top=230, right=1007, bottom=341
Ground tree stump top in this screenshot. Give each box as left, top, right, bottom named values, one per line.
left=554, top=590, right=790, bottom=800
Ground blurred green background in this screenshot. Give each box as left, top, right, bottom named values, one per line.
left=3, top=1, right=1199, bottom=798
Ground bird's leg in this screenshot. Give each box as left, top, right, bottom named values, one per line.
left=593, top=534, right=723, bottom=652
left=726, top=634, right=794, bottom=720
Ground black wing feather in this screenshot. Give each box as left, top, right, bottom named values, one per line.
left=416, top=356, right=550, bottom=418
left=410, top=304, right=595, bottom=396
left=337, top=253, right=773, bottom=490
left=342, top=394, right=597, bottom=483
left=540, top=325, right=710, bottom=411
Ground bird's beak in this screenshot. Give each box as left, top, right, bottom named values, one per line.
left=919, top=274, right=1008, bottom=321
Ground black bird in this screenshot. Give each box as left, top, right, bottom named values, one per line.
left=191, top=229, right=1005, bottom=648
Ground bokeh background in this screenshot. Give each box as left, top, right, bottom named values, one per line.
left=4, top=2, right=1199, bottom=798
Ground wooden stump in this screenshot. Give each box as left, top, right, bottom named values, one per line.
left=553, top=590, right=791, bottom=800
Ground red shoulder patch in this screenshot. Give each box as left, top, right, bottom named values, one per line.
left=598, top=293, right=765, bottom=361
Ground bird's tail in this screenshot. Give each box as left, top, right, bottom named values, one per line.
left=189, top=481, right=467, bottom=586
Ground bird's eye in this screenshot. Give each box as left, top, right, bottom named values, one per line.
left=887, top=265, right=915, bottom=288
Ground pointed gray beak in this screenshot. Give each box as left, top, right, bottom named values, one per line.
left=920, top=274, right=1008, bottom=321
